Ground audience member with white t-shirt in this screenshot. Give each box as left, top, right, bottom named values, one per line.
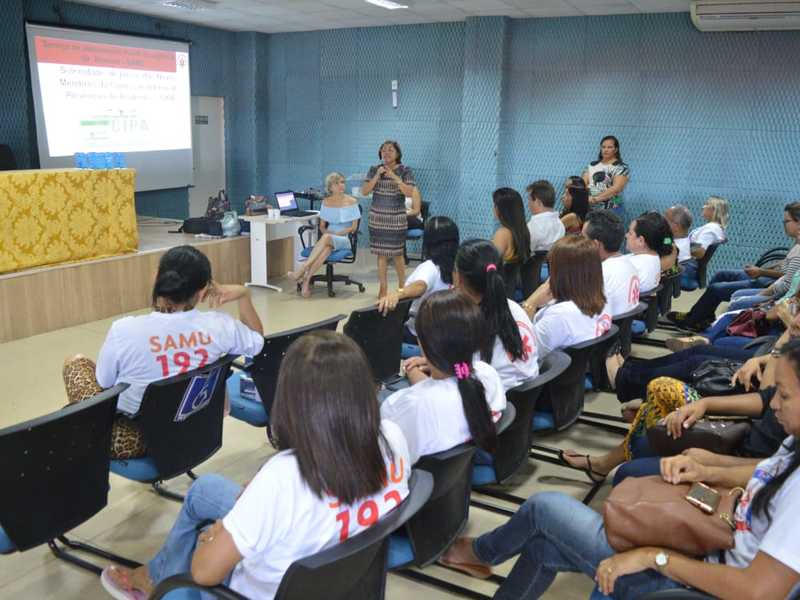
left=101, top=331, right=411, bottom=600
left=382, top=290, right=506, bottom=464
left=690, top=196, right=729, bottom=258
left=61, top=245, right=264, bottom=459
left=625, top=211, right=675, bottom=293
left=525, top=179, right=565, bottom=252
left=665, top=204, right=693, bottom=263
left=452, top=239, right=539, bottom=390
left=522, top=235, right=612, bottom=357
left=378, top=216, right=459, bottom=342
left=583, top=209, right=640, bottom=318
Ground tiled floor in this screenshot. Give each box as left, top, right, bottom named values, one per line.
left=0, top=255, right=697, bottom=600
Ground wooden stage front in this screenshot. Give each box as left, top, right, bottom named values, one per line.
left=0, top=217, right=291, bottom=343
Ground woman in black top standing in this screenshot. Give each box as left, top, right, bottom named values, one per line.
left=361, top=140, right=417, bottom=298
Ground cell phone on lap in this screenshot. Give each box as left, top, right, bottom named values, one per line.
left=685, top=481, right=721, bottom=514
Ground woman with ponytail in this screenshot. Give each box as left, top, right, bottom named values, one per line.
left=625, top=211, right=676, bottom=293
left=380, top=290, right=505, bottom=464
left=453, top=239, right=538, bottom=390
left=441, top=339, right=800, bottom=599
left=61, top=245, right=264, bottom=459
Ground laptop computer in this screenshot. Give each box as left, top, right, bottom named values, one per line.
left=275, top=191, right=314, bottom=217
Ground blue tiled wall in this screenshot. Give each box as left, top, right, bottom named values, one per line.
left=265, top=13, right=800, bottom=268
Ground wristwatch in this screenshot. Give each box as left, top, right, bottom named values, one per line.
left=655, top=551, right=669, bottom=569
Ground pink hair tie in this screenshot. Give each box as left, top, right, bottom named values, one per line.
left=485, top=263, right=497, bottom=273
left=454, top=362, right=471, bottom=380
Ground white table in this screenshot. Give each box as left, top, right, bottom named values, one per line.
left=242, top=212, right=319, bottom=292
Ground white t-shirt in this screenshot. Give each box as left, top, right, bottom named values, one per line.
left=527, top=211, right=565, bottom=253
left=380, top=361, right=506, bottom=464
left=532, top=300, right=612, bottom=357
left=706, top=437, right=800, bottom=578
left=627, top=253, right=661, bottom=293
left=223, top=420, right=411, bottom=600
left=689, top=222, right=726, bottom=250
left=95, top=310, right=264, bottom=415
left=675, top=237, right=691, bottom=263
left=482, top=299, right=540, bottom=391
left=602, top=254, right=640, bottom=318
left=405, top=260, right=451, bottom=336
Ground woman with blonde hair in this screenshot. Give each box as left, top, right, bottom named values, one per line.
left=290, top=171, right=360, bottom=297
left=681, top=196, right=730, bottom=289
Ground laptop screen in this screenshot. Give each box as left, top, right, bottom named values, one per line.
left=275, top=191, right=297, bottom=211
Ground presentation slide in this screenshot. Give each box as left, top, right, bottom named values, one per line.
left=26, top=24, right=194, bottom=191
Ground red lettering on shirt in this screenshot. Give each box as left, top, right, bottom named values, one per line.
left=628, top=276, right=641, bottom=305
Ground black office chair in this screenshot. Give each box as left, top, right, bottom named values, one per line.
left=150, top=470, right=434, bottom=600
left=109, top=356, right=236, bottom=502
left=405, top=200, right=431, bottom=263
left=470, top=352, right=571, bottom=515
left=0, top=385, right=142, bottom=574
left=520, top=250, right=549, bottom=299
left=343, top=300, right=412, bottom=384
left=297, top=207, right=365, bottom=297
left=236, top=315, right=346, bottom=424
left=0, top=145, right=16, bottom=171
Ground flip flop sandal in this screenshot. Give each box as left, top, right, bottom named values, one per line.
left=558, top=450, right=608, bottom=484
left=438, top=555, right=492, bottom=579
left=100, top=566, right=147, bottom=600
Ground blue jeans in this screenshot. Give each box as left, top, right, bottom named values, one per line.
left=149, top=474, right=240, bottom=596
left=473, top=492, right=683, bottom=600
left=613, top=457, right=662, bottom=486
left=680, top=260, right=699, bottom=290
left=728, top=288, right=769, bottom=312
left=684, top=270, right=774, bottom=326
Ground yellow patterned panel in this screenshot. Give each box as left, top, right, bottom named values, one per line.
left=0, top=168, right=138, bottom=274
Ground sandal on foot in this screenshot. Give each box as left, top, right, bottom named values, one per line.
left=100, top=566, right=147, bottom=600
left=558, top=450, right=608, bottom=484
left=438, top=553, right=492, bottom=579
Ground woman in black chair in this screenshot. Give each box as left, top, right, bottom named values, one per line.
left=491, top=187, right=531, bottom=275
left=560, top=176, right=590, bottom=235
left=62, top=245, right=264, bottom=459
left=101, top=331, right=411, bottom=600
left=442, top=339, right=800, bottom=600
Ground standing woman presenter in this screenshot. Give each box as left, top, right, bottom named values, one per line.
left=361, top=140, right=417, bottom=298
left=583, top=135, right=630, bottom=218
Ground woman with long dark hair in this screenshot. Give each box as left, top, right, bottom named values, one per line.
left=61, top=245, right=264, bottom=459
left=453, top=239, right=538, bottom=390
left=583, top=135, right=630, bottom=215
left=378, top=216, right=459, bottom=345
left=560, top=176, right=590, bottom=235
left=626, top=211, right=675, bottom=293
left=101, top=331, right=411, bottom=599
left=441, top=339, right=800, bottom=599
left=381, top=290, right=505, bottom=463
left=491, top=187, right=531, bottom=266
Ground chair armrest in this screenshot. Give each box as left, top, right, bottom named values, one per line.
left=297, top=224, right=316, bottom=250
left=150, top=574, right=248, bottom=600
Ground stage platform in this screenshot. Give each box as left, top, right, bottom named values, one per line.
left=0, top=216, right=294, bottom=343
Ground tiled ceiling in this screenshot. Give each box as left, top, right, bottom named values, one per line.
left=74, top=0, right=691, bottom=33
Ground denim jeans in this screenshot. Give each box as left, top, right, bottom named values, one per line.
left=680, top=260, right=699, bottom=291
left=613, top=457, right=662, bottom=486
left=473, top=492, right=683, bottom=600
left=149, top=474, right=240, bottom=596
left=684, top=270, right=774, bottom=327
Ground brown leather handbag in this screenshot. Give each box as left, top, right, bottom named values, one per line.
left=647, top=418, right=751, bottom=457
left=603, top=475, right=741, bottom=556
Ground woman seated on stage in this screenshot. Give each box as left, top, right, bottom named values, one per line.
left=289, top=171, right=360, bottom=297
left=491, top=187, right=531, bottom=270
left=62, top=245, right=264, bottom=459
left=381, top=290, right=505, bottom=464
left=560, top=176, right=590, bottom=235
left=521, top=235, right=612, bottom=357
left=101, top=331, right=411, bottom=600
left=453, top=239, right=539, bottom=390
left=442, top=341, right=800, bottom=600
left=626, top=211, right=676, bottom=293
left=377, top=216, right=460, bottom=348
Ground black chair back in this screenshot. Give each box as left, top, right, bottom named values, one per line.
left=150, top=471, right=434, bottom=600
left=402, top=444, right=476, bottom=567
left=137, top=356, right=235, bottom=480
left=540, top=325, right=619, bottom=430
left=755, top=246, right=789, bottom=270
left=658, top=268, right=682, bottom=314
left=493, top=352, right=570, bottom=483
left=250, top=315, right=345, bottom=415
left=696, top=241, right=725, bottom=289
left=343, top=301, right=412, bottom=382
left=0, top=386, right=124, bottom=551
left=501, top=261, right=521, bottom=298
left=520, top=250, right=548, bottom=298
left=0, top=145, right=17, bottom=171
left=612, top=301, right=648, bottom=357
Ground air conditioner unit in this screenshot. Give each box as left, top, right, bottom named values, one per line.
left=691, top=1, right=800, bottom=31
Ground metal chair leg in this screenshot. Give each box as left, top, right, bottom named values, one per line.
left=49, top=535, right=141, bottom=575
left=152, top=481, right=186, bottom=503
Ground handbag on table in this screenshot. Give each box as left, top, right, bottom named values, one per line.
left=603, top=475, right=743, bottom=556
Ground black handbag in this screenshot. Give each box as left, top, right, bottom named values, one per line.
left=176, top=217, right=212, bottom=234
left=647, top=418, right=751, bottom=456
left=690, top=359, right=746, bottom=396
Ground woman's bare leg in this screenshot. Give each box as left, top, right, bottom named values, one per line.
left=377, top=256, right=389, bottom=298
left=393, top=254, right=406, bottom=289
left=301, top=246, right=333, bottom=297
left=290, top=234, right=334, bottom=281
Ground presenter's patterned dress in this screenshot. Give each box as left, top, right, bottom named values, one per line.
left=365, top=164, right=415, bottom=257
